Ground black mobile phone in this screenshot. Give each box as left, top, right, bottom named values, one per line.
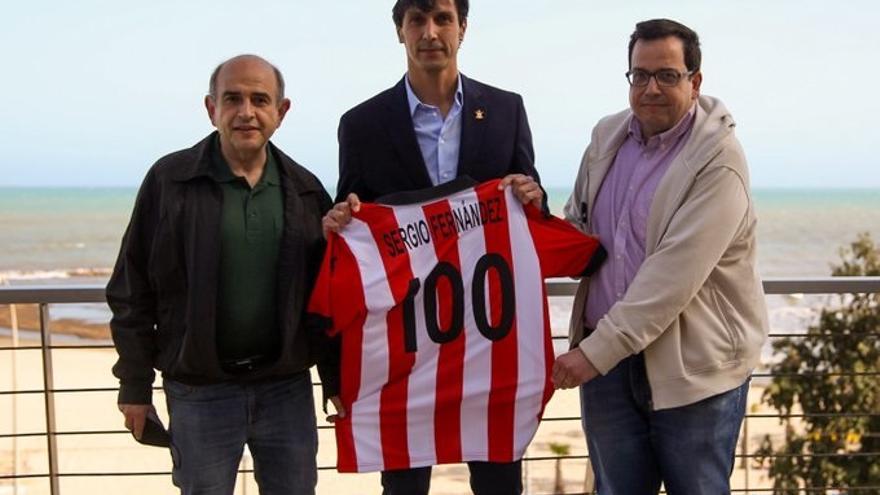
left=134, top=409, right=171, bottom=448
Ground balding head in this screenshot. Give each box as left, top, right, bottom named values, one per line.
left=204, top=54, right=291, bottom=163
left=208, top=54, right=286, bottom=103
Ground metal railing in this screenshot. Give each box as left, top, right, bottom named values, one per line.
left=1, top=277, right=879, bottom=494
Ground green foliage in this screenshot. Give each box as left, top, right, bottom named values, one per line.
left=755, top=233, right=880, bottom=492
left=548, top=442, right=571, bottom=456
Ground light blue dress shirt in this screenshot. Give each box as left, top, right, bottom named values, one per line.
left=405, top=75, right=464, bottom=186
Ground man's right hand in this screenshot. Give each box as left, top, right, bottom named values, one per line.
left=551, top=349, right=600, bottom=389
left=322, top=193, right=361, bottom=239
left=119, top=403, right=154, bottom=440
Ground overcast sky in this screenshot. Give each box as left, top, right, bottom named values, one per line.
left=1, top=0, right=877, bottom=188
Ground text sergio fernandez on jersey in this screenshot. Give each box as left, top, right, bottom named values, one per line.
left=382, top=196, right=504, bottom=257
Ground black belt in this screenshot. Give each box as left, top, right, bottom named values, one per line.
left=221, top=354, right=273, bottom=374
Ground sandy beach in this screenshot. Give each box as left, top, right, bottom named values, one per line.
left=0, top=302, right=788, bottom=495
left=0, top=304, right=109, bottom=342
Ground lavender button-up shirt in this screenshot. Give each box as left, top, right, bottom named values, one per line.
left=585, top=105, right=696, bottom=330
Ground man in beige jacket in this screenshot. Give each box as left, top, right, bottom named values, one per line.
left=552, top=19, right=768, bottom=494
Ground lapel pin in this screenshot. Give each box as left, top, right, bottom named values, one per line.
left=474, top=109, right=485, bottom=120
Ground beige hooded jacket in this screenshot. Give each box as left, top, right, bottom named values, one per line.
left=564, top=95, right=769, bottom=410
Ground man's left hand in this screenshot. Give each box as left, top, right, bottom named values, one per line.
left=326, top=396, right=347, bottom=423
left=499, top=174, right=543, bottom=209
left=552, top=349, right=600, bottom=389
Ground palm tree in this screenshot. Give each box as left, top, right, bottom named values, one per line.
left=548, top=442, right=571, bottom=494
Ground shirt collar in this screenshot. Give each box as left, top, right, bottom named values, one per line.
left=404, top=73, right=464, bottom=117
left=629, top=103, right=697, bottom=147
left=262, top=150, right=280, bottom=186
left=210, top=134, right=279, bottom=187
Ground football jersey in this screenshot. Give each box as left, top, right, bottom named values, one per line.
left=308, top=177, right=605, bottom=473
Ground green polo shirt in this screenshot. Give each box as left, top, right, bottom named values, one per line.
left=211, top=141, right=284, bottom=362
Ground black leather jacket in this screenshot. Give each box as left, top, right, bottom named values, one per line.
left=107, top=133, right=338, bottom=404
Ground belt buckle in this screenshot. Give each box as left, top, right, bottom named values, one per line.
left=223, top=354, right=265, bottom=373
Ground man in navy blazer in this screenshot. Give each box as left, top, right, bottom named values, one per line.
left=333, top=0, right=542, bottom=206
left=335, top=71, right=538, bottom=202
left=323, top=2, right=544, bottom=494
left=335, top=69, right=540, bottom=204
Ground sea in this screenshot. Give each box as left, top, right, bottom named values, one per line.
left=0, top=186, right=878, bottom=348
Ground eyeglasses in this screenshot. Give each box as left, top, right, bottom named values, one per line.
left=625, top=69, right=693, bottom=87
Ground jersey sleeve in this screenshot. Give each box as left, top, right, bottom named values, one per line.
left=306, top=234, right=365, bottom=337
left=524, top=204, right=607, bottom=278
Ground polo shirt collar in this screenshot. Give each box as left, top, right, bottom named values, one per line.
left=210, top=134, right=279, bottom=187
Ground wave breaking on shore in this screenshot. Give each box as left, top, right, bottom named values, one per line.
left=0, top=267, right=113, bottom=281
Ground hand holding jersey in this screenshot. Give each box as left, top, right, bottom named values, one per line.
left=322, top=173, right=541, bottom=239
left=552, top=347, right=600, bottom=389
left=322, top=193, right=362, bottom=239
left=497, top=174, right=543, bottom=209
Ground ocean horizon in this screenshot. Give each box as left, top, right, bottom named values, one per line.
left=1, top=186, right=878, bottom=279
left=1, top=185, right=877, bottom=353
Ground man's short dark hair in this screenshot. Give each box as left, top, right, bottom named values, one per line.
left=392, top=0, right=469, bottom=28
left=208, top=55, right=286, bottom=103
left=628, top=19, right=701, bottom=72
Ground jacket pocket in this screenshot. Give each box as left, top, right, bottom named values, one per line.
left=679, top=287, right=738, bottom=374
left=148, top=208, right=186, bottom=295
left=709, top=281, right=740, bottom=359
left=154, top=296, right=185, bottom=372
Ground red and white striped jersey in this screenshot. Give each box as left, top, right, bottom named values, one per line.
left=308, top=178, right=604, bottom=473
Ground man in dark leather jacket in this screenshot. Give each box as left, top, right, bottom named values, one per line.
left=107, top=54, right=335, bottom=495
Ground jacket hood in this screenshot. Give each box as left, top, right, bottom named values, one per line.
left=592, top=95, right=736, bottom=166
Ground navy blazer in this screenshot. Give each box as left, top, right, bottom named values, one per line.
left=336, top=74, right=540, bottom=203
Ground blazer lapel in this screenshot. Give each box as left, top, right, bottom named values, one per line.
left=457, top=74, right=487, bottom=179
left=384, top=77, right=433, bottom=189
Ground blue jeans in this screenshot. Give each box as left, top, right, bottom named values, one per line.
left=163, top=372, right=318, bottom=495
left=580, top=355, right=748, bottom=495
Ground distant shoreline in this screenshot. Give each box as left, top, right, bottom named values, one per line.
left=1, top=186, right=879, bottom=211
left=0, top=267, right=112, bottom=281
left=1, top=185, right=880, bottom=191
left=0, top=302, right=111, bottom=341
